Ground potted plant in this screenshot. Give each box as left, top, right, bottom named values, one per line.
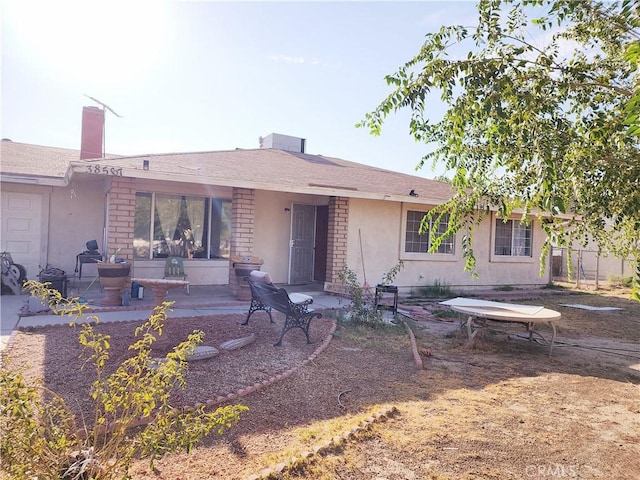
left=97, top=249, right=130, bottom=306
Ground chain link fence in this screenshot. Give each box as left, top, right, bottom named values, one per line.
left=552, top=248, right=636, bottom=288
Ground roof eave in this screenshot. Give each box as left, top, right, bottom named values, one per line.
left=68, top=163, right=450, bottom=205
left=0, top=173, right=69, bottom=187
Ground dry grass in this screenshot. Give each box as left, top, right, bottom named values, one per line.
left=4, top=286, right=640, bottom=479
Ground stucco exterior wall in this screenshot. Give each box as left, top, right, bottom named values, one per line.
left=2, top=181, right=106, bottom=279
left=253, top=189, right=329, bottom=284
left=49, top=179, right=107, bottom=278
left=2, top=175, right=552, bottom=290
left=345, top=198, right=552, bottom=291
left=345, top=199, right=403, bottom=286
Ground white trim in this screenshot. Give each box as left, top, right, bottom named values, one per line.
left=489, top=212, right=535, bottom=264
left=398, top=203, right=460, bottom=262
left=287, top=201, right=294, bottom=284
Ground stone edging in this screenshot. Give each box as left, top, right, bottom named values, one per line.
left=244, top=405, right=399, bottom=480
left=0, top=329, right=21, bottom=368
left=198, top=319, right=338, bottom=410
left=19, top=300, right=247, bottom=317
left=7, top=315, right=338, bottom=437
left=86, top=318, right=339, bottom=435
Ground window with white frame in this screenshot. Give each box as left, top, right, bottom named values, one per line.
left=494, top=219, right=532, bottom=256
left=405, top=210, right=454, bottom=254
left=134, top=192, right=231, bottom=260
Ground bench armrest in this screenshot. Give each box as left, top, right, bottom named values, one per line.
left=288, top=292, right=313, bottom=305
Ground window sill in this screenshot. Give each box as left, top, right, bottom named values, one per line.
left=489, top=255, right=535, bottom=264
left=134, top=257, right=230, bottom=262
left=400, top=252, right=458, bottom=262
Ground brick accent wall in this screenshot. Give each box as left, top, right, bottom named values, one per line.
left=230, top=188, right=256, bottom=290
left=230, top=187, right=256, bottom=257
left=326, top=196, right=349, bottom=283
left=106, top=177, right=135, bottom=262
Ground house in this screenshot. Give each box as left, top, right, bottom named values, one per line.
left=1, top=108, right=557, bottom=294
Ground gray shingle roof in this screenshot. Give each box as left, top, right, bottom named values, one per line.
left=2, top=140, right=453, bottom=202
left=0, top=140, right=119, bottom=178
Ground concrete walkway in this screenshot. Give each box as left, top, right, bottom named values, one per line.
left=1, top=283, right=350, bottom=353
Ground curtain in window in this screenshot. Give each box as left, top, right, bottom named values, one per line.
left=405, top=210, right=429, bottom=253
left=134, top=192, right=231, bottom=260
left=513, top=223, right=531, bottom=256
left=184, top=197, right=206, bottom=258
left=134, top=193, right=152, bottom=258
left=495, top=220, right=512, bottom=255
left=155, top=194, right=181, bottom=256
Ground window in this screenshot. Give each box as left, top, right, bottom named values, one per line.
left=494, top=219, right=532, bottom=256
left=134, top=192, right=231, bottom=259
left=405, top=210, right=454, bottom=254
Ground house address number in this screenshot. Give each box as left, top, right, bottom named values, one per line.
left=85, top=165, right=123, bottom=176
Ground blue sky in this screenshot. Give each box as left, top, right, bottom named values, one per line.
left=1, top=1, right=480, bottom=178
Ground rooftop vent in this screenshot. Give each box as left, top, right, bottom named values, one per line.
left=259, top=133, right=306, bottom=153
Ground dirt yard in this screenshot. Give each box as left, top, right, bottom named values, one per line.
left=4, top=286, right=640, bottom=479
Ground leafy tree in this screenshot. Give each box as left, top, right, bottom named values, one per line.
left=1, top=281, right=247, bottom=479
left=359, top=0, right=640, bottom=298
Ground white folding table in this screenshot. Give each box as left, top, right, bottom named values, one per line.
left=440, top=297, right=561, bottom=356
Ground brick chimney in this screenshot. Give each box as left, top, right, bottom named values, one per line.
left=80, top=106, right=104, bottom=159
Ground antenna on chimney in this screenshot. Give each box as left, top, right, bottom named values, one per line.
left=83, top=94, right=122, bottom=157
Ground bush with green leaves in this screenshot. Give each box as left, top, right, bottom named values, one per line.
left=0, top=281, right=247, bottom=480
left=417, top=279, right=453, bottom=298
left=338, top=266, right=382, bottom=325
left=379, top=260, right=404, bottom=287
left=338, top=263, right=405, bottom=326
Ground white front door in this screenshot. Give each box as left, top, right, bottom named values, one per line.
left=1, top=191, right=42, bottom=279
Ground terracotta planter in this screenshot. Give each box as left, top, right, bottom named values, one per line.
left=97, top=263, right=130, bottom=306
left=231, top=256, right=263, bottom=301
left=97, top=263, right=131, bottom=277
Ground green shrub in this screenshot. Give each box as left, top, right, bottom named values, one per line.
left=608, top=275, right=633, bottom=288
left=431, top=308, right=459, bottom=319
left=380, top=260, right=404, bottom=286
left=337, top=263, right=408, bottom=326
left=1, top=281, right=247, bottom=480
left=338, top=266, right=383, bottom=326
left=417, top=280, right=453, bottom=298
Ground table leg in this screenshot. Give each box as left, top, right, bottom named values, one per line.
left=549, top=322, right=557, bottom=357
left=466, top=315, right=481, bottom=344
left=392, top=290, right=398, bottom=314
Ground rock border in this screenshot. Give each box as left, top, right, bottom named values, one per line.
left=82, top=318, right=339, bottom=435
left=244, top=405, right=399, bottom=480
left=8, top=314, right=338, bottom=436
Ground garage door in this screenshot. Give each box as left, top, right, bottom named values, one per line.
left=1, top=191, right=42, bottom=280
